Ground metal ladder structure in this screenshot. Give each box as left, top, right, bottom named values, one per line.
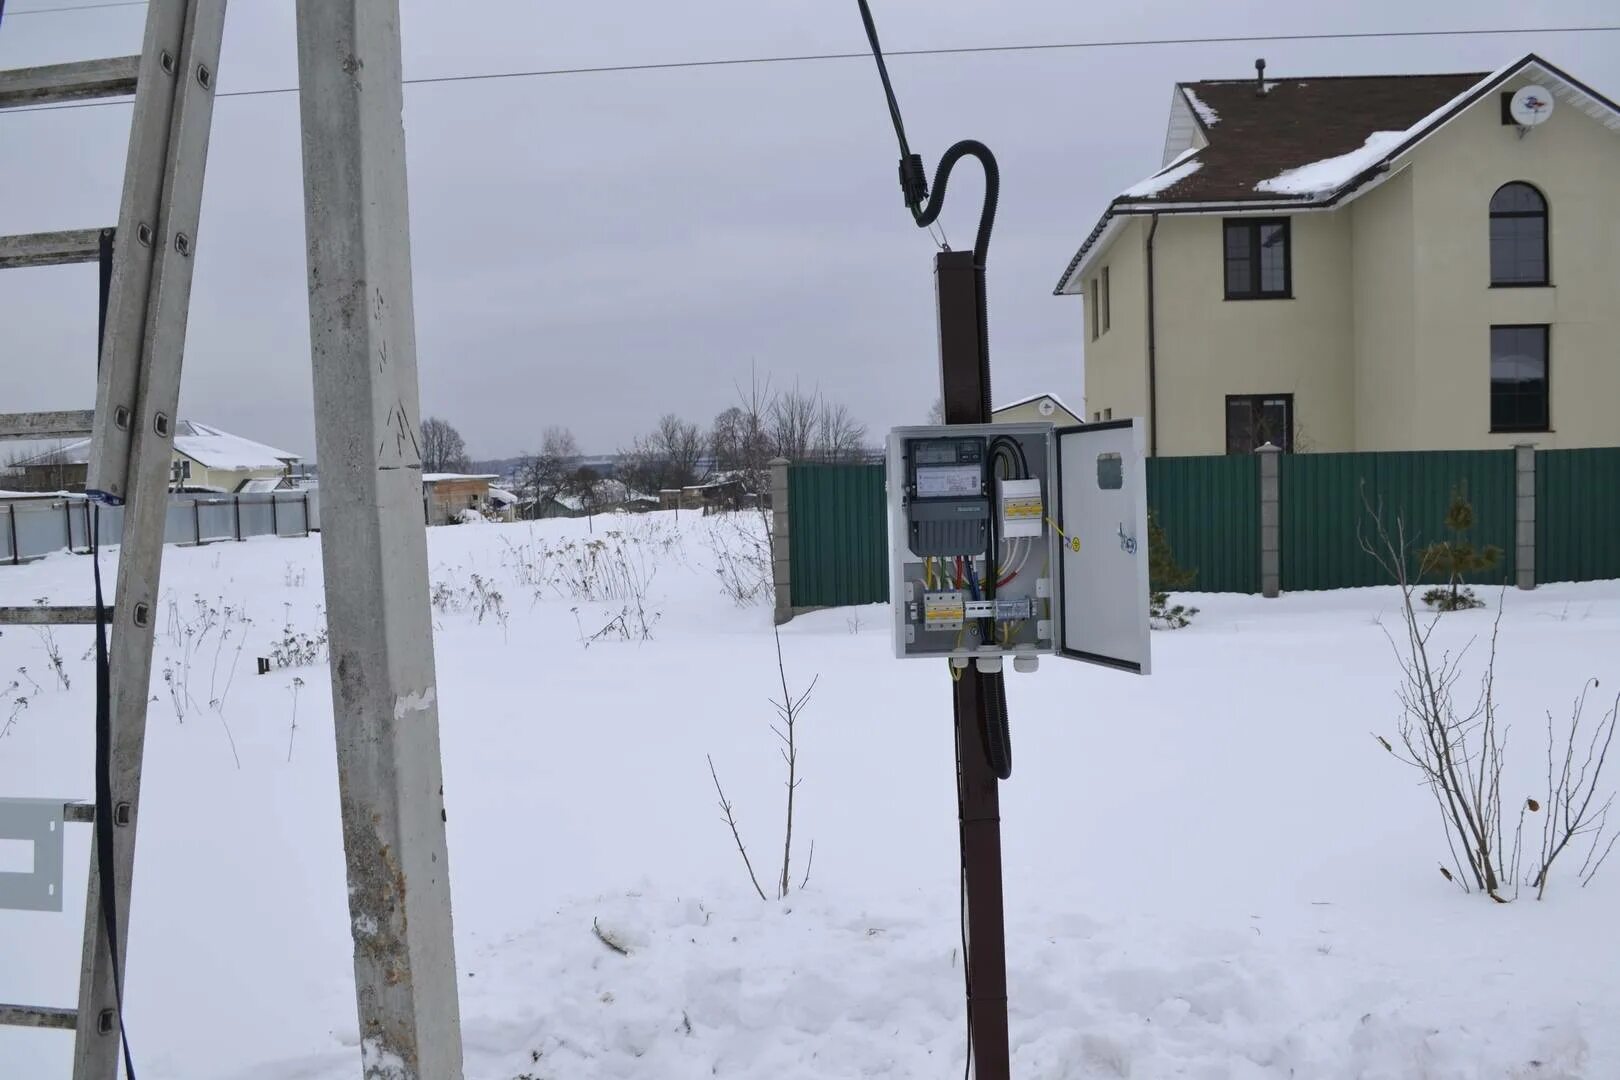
left=0, top=1, right=229, bottom=1075
left=2, top=2, right=466, bottom=1077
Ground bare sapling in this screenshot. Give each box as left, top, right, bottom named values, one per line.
left=706, top=625, right=817, bottom=900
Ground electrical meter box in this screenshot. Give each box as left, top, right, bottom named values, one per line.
left=887, top=419, right=1151, bottom=675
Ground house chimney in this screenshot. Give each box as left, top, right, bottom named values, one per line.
left=1255, top=58, right=1267, bottom=96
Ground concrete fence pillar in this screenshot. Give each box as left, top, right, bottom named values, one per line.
left=770, top=458, right=792, bottom=624
left=1257, top=443, right=1281, bottom=598
left=1515, top=443, right=1536, bottom=590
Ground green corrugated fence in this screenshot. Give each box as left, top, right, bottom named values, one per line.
left=778, top=447, right=1616, bottom=612
left=787, top=463, right=889, bottom=608
left=1537, top=448, right=1620, bottom=584
left=1280, top=450, right=1515, bottom=591
left=1146, top=455, right=1260, bottom=594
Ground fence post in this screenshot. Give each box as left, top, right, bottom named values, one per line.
left=1515, top=443, right=1536, bottom=590
left=271, top=494, right=280, bottom=537
left=8, top=504, right=17, bottom=565
left=1257, top=444, right=1281, bottom=598
left=302, top=491, right=311, bottom=536
left=234, top=495, right=243, bottom=541
left=770, top=457, right=792, bottom=624
left=62, top=501, right=73, bottom=554
left=193, top=499, right=202, bottom=546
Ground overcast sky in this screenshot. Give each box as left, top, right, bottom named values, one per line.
left=2, top=0, right=1616, bottom=460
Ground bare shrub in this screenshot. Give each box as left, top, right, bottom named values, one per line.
left=704, top=511, right=772, bottom=606
left=1364, top=496, right=1617, bottom=899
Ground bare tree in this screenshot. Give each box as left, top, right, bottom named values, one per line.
left=516, top=425, right=579, bottom=513
left=419, top=416, right=469, bottom=473
left=620, top=414, right=708, bottom=495
left=815, top=399, right=868, bottom=462
left=768, top=384, right=820, bottom=462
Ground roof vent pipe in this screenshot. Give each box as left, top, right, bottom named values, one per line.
left=1255, top=58, right=1267, bottom=96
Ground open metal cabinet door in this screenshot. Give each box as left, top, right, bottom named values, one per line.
left=1055, top=419, right=1151, bottom=674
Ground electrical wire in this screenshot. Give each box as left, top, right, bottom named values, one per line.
left=6, top=21, right=1613, bottom=116
left=5, top=0, right=145, bottom=14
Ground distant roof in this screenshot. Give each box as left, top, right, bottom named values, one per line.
left=25, top=420, right=299, bottom=471
left=993, top=392, right=1079, bottom=417
left=1055, top=54, right=1620, bottom=294
left=421, top=473, right=498, bottom=484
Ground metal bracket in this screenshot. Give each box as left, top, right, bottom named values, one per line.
left=0, top=798, right=68, bottom=912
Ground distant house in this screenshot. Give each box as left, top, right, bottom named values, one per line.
left=1054, top=54, right=1620, bottom=455
left=15, top=420, right=299, bottom=493
left=992, top=392, right=1084, bottom=427
left=422, top=473, right=498, bottom=525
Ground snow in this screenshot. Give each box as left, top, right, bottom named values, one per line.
left=1255, top=131, right=1408, bottom=195
left=1182, top=86, right=1219, bottom=127
left=24, top=421, right=297, bottom=471
left=1120, top=150, right=1202, bottom=199
left=3, top=513, right=1619, bottom=1078
left=1255, top=61, right=1525, bottom=197
left=422, top=473, right=499, bottom=484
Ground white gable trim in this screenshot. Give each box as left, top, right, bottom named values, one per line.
left=1054, top=54, right=1620, bottom=296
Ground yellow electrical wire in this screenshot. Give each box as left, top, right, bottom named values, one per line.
left=1046, top=514, right=1080, bottom=553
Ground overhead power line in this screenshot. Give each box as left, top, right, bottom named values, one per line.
left=5, top=0, right=147, bottom=15
left=4, top=22, right=1618, bottom=116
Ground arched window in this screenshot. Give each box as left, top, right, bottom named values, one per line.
left=1490, top=182, right=1548, bottom=286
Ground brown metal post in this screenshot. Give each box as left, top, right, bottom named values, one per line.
left=63, top=501, right=73, bottom=553
left=8, top=504, right=18, bottom=565
left=302, top=491, right=310, bottom=536
left=192, top=499, right=201, bottom=546
left=935, top=248, right=1010, bottom=1080
left=233, top=494, right=242, bottom=541
left=270, top=493, right=279, bottom=537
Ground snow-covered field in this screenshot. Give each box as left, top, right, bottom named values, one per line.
left=3, top=511, right=1618, bottom=1078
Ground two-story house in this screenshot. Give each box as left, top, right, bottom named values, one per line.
left=1055, top=54, right=1620, bottom=456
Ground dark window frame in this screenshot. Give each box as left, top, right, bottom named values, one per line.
left=1489, top=324, right=1551, bottom=434
left=1225, top=393, right=1295, bottom=454
left=1223, top=218, right=1293, bottom=300
left=1489, top=182, right=1549, bottom=288
left=1101, top=265, right=1111, bottom=333
left=1089, top=276, right=1100, bottom=340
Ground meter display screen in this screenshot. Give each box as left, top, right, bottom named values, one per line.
left=915, top=464, right=981, bottom=498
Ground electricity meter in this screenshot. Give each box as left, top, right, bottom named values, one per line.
left=887, top=418, right=1152, bottom=675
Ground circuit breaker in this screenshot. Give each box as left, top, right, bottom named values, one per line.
left=888, top=419, right=1151, bottom=675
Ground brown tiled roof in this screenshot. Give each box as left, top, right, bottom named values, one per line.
left=1143, top=72, right=1484, bottom=204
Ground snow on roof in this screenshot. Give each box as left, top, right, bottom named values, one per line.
left=421, top=473, right=498, bottom=484
left=1056, top=54, right=1620, bottom=295
left=486, top=487, right=518, bottom=506
left=1119, top=151, right=1202, bottom=199
left=28, top=421, right=298, bottom=470
left=1255, top=130, right=1408, bottom=196
left=1182, top=86, right=1219, bottom=127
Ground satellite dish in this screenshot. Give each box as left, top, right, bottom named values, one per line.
left=1510, top=85, right=1555, bottom=127
left=1037, top=398, right=1056, bottom=417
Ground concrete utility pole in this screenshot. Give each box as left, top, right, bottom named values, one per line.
left=295, top=2, right=465, bottom=1076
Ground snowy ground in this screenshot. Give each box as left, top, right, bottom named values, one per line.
left=3, top=511, right=1618, bottom=1078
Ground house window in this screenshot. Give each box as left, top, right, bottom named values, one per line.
left=1101, top=266, right=1111, bottom=333
left=1489, top=182, right=1548, bottom=286
left=1223, top=218, right=1291, bottom=299
left=1226, top=394, right=1294, bottom=453
left=1490, top=325, right=1549, bottom=432
left=1089, top=277, right=1100, bottom=340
